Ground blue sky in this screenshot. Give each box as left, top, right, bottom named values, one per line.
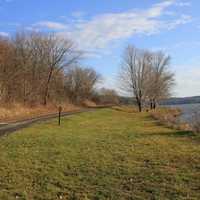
left=0, top=0, right=200, bottom=97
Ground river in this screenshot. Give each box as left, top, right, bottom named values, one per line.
left=166, top=103, right=200, bottom=123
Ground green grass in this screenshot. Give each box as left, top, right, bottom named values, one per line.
left=0, top=108, right=200, bottom=200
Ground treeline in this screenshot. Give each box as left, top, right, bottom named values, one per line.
left=161, top=96, right=200, bottom=105
left=119, top=45, right=174, bottom=112
left=0, top=31, right=174, bottom=109
left=0, top=32, right=118, bottom=106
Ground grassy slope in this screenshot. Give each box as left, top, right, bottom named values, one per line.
left=0, top=108, right=200, bottom=200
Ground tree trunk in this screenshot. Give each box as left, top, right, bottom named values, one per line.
left=153, top=99, right=156, bottom=109
left=23, top=77, right=27, bottom=105
left=150, top=100, right=153, bottom=110
left=136, top=97, right=142, bottom=112
left=138, top=101, right=142, bottom=112
left=43, top=68, right=53, bottom=106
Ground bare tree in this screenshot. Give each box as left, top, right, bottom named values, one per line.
left=64, top=66, right=101, bottom=103
left=0, top=37, right=15, bottom=102
left=147, top=51, right=174, bottom=109
left=12, top=31, right=36, bottom=103
left=119, top=45, right=175, bottom=111
left=97, top=88, right=119, bottom=105
left=40, top=34, right=82, bottom=105
left=0, top=31, right=82, bottom=106
left=119, top=45, right=152, bottom=112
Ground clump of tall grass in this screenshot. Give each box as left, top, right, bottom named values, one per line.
left=151, top=107, right=200, bottom=134
left=191, top=110, right=200, bottom=134
left=150, top=107, right=190, bottom=130
left=0, top=103, right=79, bottom=123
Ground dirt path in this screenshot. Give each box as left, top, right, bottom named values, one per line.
left=0, top=108, right=99, bottom=137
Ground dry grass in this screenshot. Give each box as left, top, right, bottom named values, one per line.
left=190, top=111, right=200, bottom=134
left=150, top=107, right=190, bottom=130
left=81, top=100, right=97, bottom=108
left=0, top=103, right=80, bottom=123
left=150, top=107, right=200, bottom=133
left=0, top=109, right=200, bottom=199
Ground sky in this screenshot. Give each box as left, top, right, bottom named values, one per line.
left=0, top=0, right=200, bottom=97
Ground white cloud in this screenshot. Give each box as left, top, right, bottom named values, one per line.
left=60, top=0, right=191, bottom=50
left=145, top=0, right=175, bottom=17
left=31, top=0, right=192, bottom=53
left=174, top=66, right=200, bottom=97
left=166, top=14, right=192, bottom=30
left=175, top=1, right=191, bottom=7
left=71, top=11, right=86, bottom=18
left=33, top=21, right=68, bottom=31
left=153, top=41, right=200, bottom=55
left=0, top=31, right=9, bottom=37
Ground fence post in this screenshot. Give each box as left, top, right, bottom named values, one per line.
left=58, top=106, right=62, bottom=126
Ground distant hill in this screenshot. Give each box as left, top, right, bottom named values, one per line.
left=119, top=96, right=200, bottom=106
left=119, top=96, right=136, bottom=105
left=160, top=96, right=200, bottom=105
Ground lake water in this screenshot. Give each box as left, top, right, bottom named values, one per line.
left=166, top=103, right=200, bottom=123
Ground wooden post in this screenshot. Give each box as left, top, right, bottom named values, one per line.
left=58, top=106, right=62, bottom=126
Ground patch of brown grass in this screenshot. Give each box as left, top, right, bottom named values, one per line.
left=81, top=100, right=97, bottom=108
left=150, top=107, right=189, bottom=130
left=190, top=111, right=200, bottom=134
left=0, top=103, right=80, bottom=123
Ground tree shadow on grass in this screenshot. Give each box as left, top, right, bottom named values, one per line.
left=144, top=115, right=181, bottom=129
left=143, top=115, right=159, bottom=122
left=142, top=115, right=169, bottom=128
left=148, top=128, right=200, bottom=144
left=153, top=130, right=195, bottom=138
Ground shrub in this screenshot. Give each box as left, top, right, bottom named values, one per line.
left=191, top=111, right=200, bottom=133
left=150, top=107, right=183, bottom=129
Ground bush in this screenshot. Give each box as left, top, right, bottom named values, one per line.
left=150, top=107, right=183, bottom=129
left=191, top=111, right=200, bottom=133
